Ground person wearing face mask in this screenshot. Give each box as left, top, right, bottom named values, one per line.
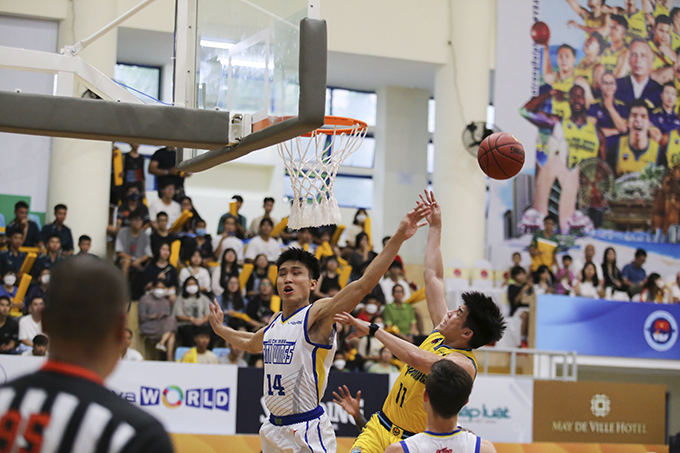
left=24, top=269, right=50, bottom=314
left=0, top=228, right=26, bottom=277
left=357, top=296, right=383, bottom=322
left=179, top=250, right=211, bottom=294
left=108, top=183, right=150, bottom=237
left=640, top=273, right=670, bottom=303
left=331, top=351, right=348, bottom=372
left=138, top=279, right=176, bottom=360
left=179, top=197, right=204, bottom=234
left=173, top=277, right=212, bottom=347
left=344, top=209, right=369, bottom=248
left=139, top=242, right=178, bottom=302
left=180, top=219, right=213, bottom=265
left=0, top=271, right=18, bottom=315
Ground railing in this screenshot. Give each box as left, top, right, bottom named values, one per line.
left=477, top=346, right=578, bottom=381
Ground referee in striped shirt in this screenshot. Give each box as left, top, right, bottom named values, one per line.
left=0, top=255, right=173, bottom=452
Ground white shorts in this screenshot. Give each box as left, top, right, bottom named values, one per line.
left=260, top=411, right=336, bottom=453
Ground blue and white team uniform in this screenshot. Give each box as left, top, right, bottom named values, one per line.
left=260, top=304, right=337, bottom=453
left=399, top=429, right=482, bottom=453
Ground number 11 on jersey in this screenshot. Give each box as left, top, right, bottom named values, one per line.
left=267, top=374, right=286, bottom=396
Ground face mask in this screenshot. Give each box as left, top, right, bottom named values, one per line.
left=365, top=304, right=378, bottom=315
left=186, top=285, right=199, bottom=295
left=153, top=288, right=166, bottom=298
left=374, top=322, right=385, bottom=329
left=4, top=275, right=16, bottom=286
left=333, top=359, right=346, bottom=370
left=356, top=214, right=367, bottom=223
left=128, top=192, right=140, bottom=201
left=196, top=228, right=206, bottom=237
left=41, top=274, right=50, bottom=285
left=656, top=280, right=664, bottom=289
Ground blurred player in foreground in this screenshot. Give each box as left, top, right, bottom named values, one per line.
left=385, top=359, right=496, bottom=453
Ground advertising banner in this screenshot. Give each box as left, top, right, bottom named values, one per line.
left=0, top=356, right=238, bottom=435
left=236, top=367, right=390, bottom=437
left=533, top=380, right=666, bottom=443
left=459, top=375, right=534, bottom=443
left=536, top=294, right=680, bottom=358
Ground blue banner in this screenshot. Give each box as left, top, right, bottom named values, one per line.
left=536, top=295, right=680, bottom=359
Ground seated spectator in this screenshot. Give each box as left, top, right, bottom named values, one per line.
left=32, top=234, right=64, bottom=278
left=358, top=314, right=385, bottom=369
left=179, top=250, right=211, bottom=294
left=173, top=276, right=211, bottom=346
left=180, top=219, right=213, bottom=265
left=149, top=182, right=182, bottom=231
left=640, top=273, right=669, bottom=303
left=533, top=265, right=556, bottom=295
left=115, top=211, right=152, bottom=280
left=121, top=327, right=143, bottom=361
left=344, top=209, right=369, bottom=248
left=148, top=146, right=185, bottom=200
left=248, top=197, right=278, bottom=238
left=621, top=248, right=647, bottom=297
left=671, top=272, right=680, bottom=303
left=0, top=296, right=18, bottom=354
left=0, top=270, right=19, bottom=316
left=554, top=255, right=574, bottom=295
left=7, top=201, right=41, bottom=248
left=313, top=255, right=341, bottom=300
left=0, top=227, right=27, bottom=275
left=110, top=183, right=150, bottom=237
left=507, top=266, right=534, bottom=346
left=212, top=248, right=241, bottom=297
left=18, top=297, right=43, bottom=349
left=219, top=276, right=251, bottom=330
left=217, top=196, right=247, bottom=237
left=21, top=334, right=48, bottom=357
left=180, top=326, right=219, bottom=364
left=245, top=278, right=275, bottom=329
left=602, top=247, right=626, bottom=295
left=349, top=232, right=377, bottom=281
left=573, top=262, right=605, bottom=299
left=180, top=197, right=203, bottom=233
left=382, top=284, right=418, bottom=338
left=245, top=254, right=271, bottom=299
left=379, top=261, right=412, bottom=304
left=331, top=351, right=348, bottom=372
left=76, top=235, right=94, bottom=256
left=149, top=212, right=176, bottom=257
left=213, top=216, right=245, bottom=263
left=41, top=204, right=74, bottom=256
left=25, top=268, right=50, bottom=313
left=138, top=279, right=176, bottom=361
left=367, top=347, right=400, bottom=374
left=138, top=242, right=178, bottom=300
left=244, top=218, right=281, bottom=263
left=286, top=228, right=317, bottom=253
left=506, top=252, right=523, bottom=285
left=356, top=295, right=382, bottom=322
left=573, top=244, right=603, bottom=281
left=222, top=343, right=248, bottom=366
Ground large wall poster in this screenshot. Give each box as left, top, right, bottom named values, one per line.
left=490, top=0, right=680, bottom=277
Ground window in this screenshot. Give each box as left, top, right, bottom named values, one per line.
left=114, top=63, right=162, bottom=103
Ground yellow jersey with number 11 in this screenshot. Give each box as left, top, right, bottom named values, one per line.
left=381, top=330, right=477, bottom=434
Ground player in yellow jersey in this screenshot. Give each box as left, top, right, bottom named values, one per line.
left=338, top=191, right=506, bottom=453
left=601, top=15, right=630, bottom=77
left=607, top=99, right=662, bottom=175
left=574, top=33, right=606, bottom=88
left=648, top=15, right=675, bottom=70
left=565, top=0, right=610, bottom=37
left=543, top=43, right=578, bottom=119
left=612, top=0, right=649, bottom=38
left=670, top=8, right=680, bottom=50
left=661, top=128, right=680, bottom=168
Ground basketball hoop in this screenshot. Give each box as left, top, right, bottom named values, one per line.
left=278, top=116, right=368, bottom=229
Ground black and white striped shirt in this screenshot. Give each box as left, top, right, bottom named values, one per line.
left=0, top=361, right=173, bottom=453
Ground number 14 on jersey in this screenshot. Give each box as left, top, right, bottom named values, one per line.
left=267, top=374, right=285, bottom=396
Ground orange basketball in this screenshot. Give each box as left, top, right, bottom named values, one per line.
left=477, top=132, right=525, bottom=180
left=531, top=21, right=550, bottom=45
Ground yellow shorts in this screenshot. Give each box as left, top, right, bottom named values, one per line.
left=350, top=413, right=404, bottom=453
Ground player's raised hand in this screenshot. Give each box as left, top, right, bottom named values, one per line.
left=397, top=202, right=431, bottom=240
left=418, top=190, right=441, bottom=227
left=332, top=385, right=362, bottom=419
left=334, top=312, right=370, bottom=339
left=209, top=299, right=224, bottom=331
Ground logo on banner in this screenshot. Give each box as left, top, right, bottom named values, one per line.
left=140, top=385, right=230, bottom=411
left=643, top=310, right=678, bottom=352
left=590, top=394, right=610, bottom=418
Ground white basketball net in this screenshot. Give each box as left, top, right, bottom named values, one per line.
left=278, top=122, right=367, bottom=229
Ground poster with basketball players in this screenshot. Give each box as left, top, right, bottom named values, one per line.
left=488, top=0, right=680, bottom=288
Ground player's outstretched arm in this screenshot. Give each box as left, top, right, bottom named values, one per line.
left=420, top=190, right=447, bottom=326
left=310, top=203, right=430, bottom=325
left=334, top=312, right=476, bottom=378
left=209, top=300, right=264, bottom=353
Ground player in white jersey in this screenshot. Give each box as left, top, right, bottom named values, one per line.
left=209, top=203, right=430, bottom=453
left=385, top=359, right=496, bottom=453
